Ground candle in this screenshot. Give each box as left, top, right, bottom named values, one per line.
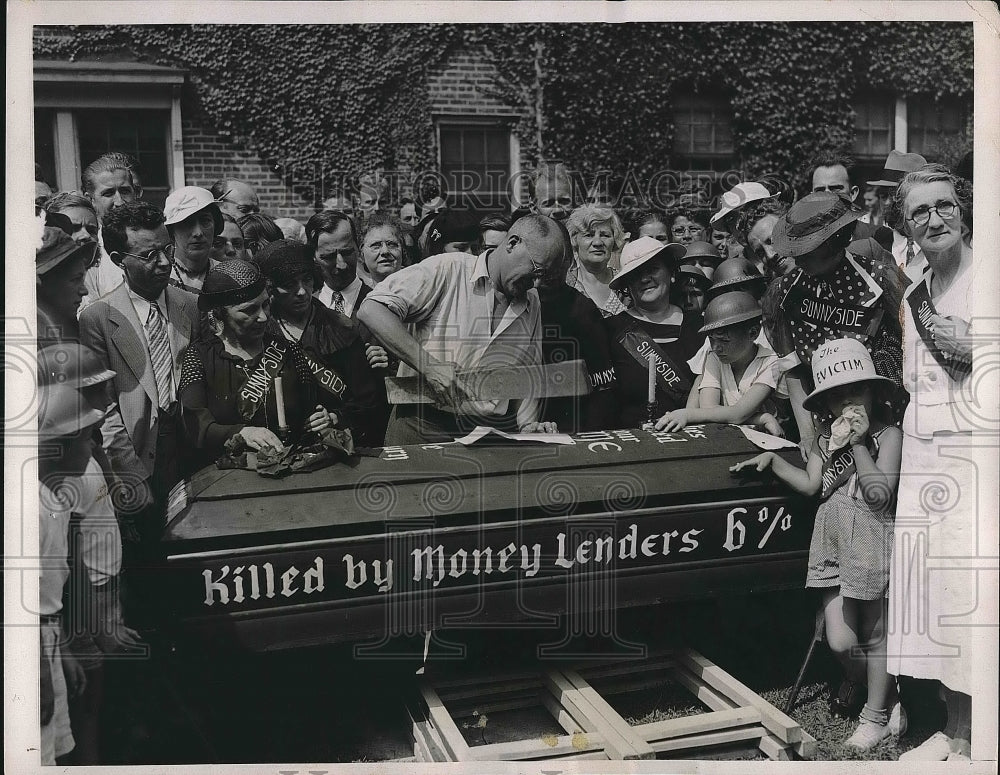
left=647, top=352, right=656, bottom=404
left=274, top=376, right=288, bottom=429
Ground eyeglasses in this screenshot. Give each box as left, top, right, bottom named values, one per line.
left=218, top=189, right=260, bottom=215
left=527, top=257, right=549, bottom=278
left=364, top=240, right=401, bottom=252
left=671, top=226, right=699, bottom=236
left=119, top=245, right=174, bottom=264
left=906, top=201, right=958, bottom=227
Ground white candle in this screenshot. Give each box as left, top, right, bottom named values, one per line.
left=647, top=353, right=656, bottom=404
left=274, top=376, right=288, bottom=429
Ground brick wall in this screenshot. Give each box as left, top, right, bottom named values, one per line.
left=181, top=118, right=317, bottom=222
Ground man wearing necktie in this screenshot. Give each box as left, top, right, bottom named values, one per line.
left=79, top=201, right=200, bottom=621
left=306, top=209, right=371, bottom=319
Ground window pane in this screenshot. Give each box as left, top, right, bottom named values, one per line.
left=34, top=109, right=56, bottom=190
left=853, top=94, right=894, bottom=157
left=75, top=109, right=169, bottom=188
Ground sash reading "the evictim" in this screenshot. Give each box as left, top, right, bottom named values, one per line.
left=617, top=328, right=691, bottom=403
left=238, top=340, right=348, bottom=421
left=907, top=280, right=971, bottom=383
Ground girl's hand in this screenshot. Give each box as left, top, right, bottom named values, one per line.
left=307, top=405, right=336, bottom=432
left=759, top=413, right=784, bottom=437
left=730, top=452, right=775, bottom=473
left=655, top=409, right=687, bottom=432
left=798, top=435, right=815, bottom=463
left=844, top=405, right=870, bottom=446
left=238, top=426, right=285, bottom=451
left=365, top=344, right=389, bottom=369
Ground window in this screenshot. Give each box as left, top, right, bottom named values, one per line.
left=908, top=97, right=969, bottom=159
left=77, top=109, right=171, bottom=206
left=853, top=93, right=894, bottom=158
left=34, top=109, right=57, bottom=189
left=439, top=122, right=513, bottom=212
left=672, top=95, right=735, bottom=172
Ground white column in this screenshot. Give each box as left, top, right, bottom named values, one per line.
left=169, top=85, right=185, bottom=189
left=53, top=110, right=79, bottom=192
left=509, top=128, right=522, bottom=210
left=894, top=96, right=908, bottom=152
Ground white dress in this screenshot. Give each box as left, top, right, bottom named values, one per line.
left=887, top=259, right=992, bottom=695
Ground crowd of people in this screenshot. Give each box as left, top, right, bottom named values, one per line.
left=34, top=145, right=981, bottom=763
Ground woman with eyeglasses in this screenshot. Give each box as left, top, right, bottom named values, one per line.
left=888, top=164, right=979, bottom=763
left=666, top=208, right=708, bottom=246
left=254, top=240, right=390, bottom=447
left=359, top=212, right=405, bottom=286
left=209, top=213, right=248, bottom=262
left=565, top=205, right=630, bottom=318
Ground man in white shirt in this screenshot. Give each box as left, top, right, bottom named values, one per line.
left=306, top=209, right=371, bottom=318
left=359, top=214, right=565, bottom=444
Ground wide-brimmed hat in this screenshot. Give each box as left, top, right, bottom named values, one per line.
left=699, top=291, right=762, bottom=333
left=770, top=192, right=863, bottom=257
left=36, top=226, right=98, bottom=276
left=198, top=259, right=267, bottom=311
left=802, top=337, right=893, bottom=412
left=867, top=150, right=928, bottom=188
left=37, top=343, right=115, bottom=389
left=710, top=182, right=777, bottom=225
left=38, top=383, right=108, bottom=438
left=164, top=186, right=224, bottom=236
left=609, top=236, right=686, bottom=290
left=253, top=239, right=314, bottom=285
left=707, top=257, right=766, bottom=299
left=676, top=264, right=712, bottom=291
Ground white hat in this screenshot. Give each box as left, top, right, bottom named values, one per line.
left=710, top=182, right=777, bottom=225
left=802, top=338, right=893, bottom=412
left=609, top=236, right=686, bottom=291
left=163, top=186, right=223, bottom=233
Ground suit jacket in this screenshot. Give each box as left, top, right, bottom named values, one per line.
left=852, top=220, right=894, bottom=253
left=79, top=283, right=200, bottom=486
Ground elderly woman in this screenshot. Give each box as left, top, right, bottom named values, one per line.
left=359, top=212, right=406, bottom=284
left=605, top=236, right=703, bottom=428
left=763, top=192, right=905, bottom=461
left=889, top=165, right=979, bottom=763
left=565, top=205, right=629, bottom=318
left=178, top=259, right=336, bottom=468
left=255, top=240, right=390, bottom=447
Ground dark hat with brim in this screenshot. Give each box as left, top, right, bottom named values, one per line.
left=198, top=259, right=267, bottom=311
left=866, top=150, right=928, bottom=188
left=36, top=226, right=98, bottom=276
left=676, top=264, right=712, bottom=291
left=699, top=290, right=762, bottom=333
left=253, top=239, right=314, bottom=285
left=707, top=257, right=766, bottom=299
left=770, top=192, right=863, bottom=258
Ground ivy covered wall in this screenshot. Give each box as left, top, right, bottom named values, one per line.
left=34, top=22, right=973, bottom=205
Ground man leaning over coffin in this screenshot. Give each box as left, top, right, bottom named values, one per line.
left=358, top=214, right=567, bottom=445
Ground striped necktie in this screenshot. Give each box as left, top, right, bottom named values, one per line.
left=145, top=302, right=174, bottom=409
left=331, top=291, right=346, bottom=314
left=905, top=238, right=915, bottom=266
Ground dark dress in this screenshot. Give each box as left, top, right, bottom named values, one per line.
left=606, top=309, right=705, bottom=429
left=539, top=284, right=618, bottom=433
left=178, top=333, right=330, bottom=470
left=275, top=299, right=390, bottom=447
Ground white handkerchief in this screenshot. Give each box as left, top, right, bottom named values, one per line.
left=734, top=425, right=799, bottom=451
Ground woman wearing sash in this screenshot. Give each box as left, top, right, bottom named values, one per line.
left=254, top=240, right=391, bottom=448
left=889, top=165, right=978, bottom=763
left=763, top=191, right=905, bottom=460
left=605, top=236, right=703, bottom=428
left=178, top=259, right=334, bottom=468
left=565, top=205, right=630, bottom=318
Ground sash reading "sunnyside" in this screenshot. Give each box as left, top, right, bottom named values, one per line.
left=617, top=328, right=691, bottom=403
left=906, top=280, right=971, bottom=383
left=237, top=340, right=349, bottom=422
left=820, top=442, right=857, bottom=501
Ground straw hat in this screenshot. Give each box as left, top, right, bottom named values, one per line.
left=802, top=338, right=892, bottom=411
left=164, top=186, right=224, bottom=236
left=609, top=236, right=686, bottom=290
left=770, top=192, right=863, bottom=257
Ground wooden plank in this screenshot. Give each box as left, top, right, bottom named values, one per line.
left=450, top=692, right=544, bottom=718
left=544, top=671, right=647, bottom=760
left=671, top=664, right=739, bottom=712
left=561, top=669, right=656, bottom=760
left=438, top=676, right=544, bottom=702
left=540, top=692, right=588, bottom=736
left=411, top=719, right=447, bottom=762
left=793, top=729, right=819, bottom=760
left=634, top=707, right=762, bottom=744
left=577, top=657, right=676, bottom=683
left=386, top=360, right=590, bottom=404
left=647, top=724, right=768, bottom=755
left=468, top=730, right=607, bottom=761
left=419, top=684, right=472, bottom=761
left=676, top=649, right=801, bottom=744
left=758, top=732, right=793, bottom=761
